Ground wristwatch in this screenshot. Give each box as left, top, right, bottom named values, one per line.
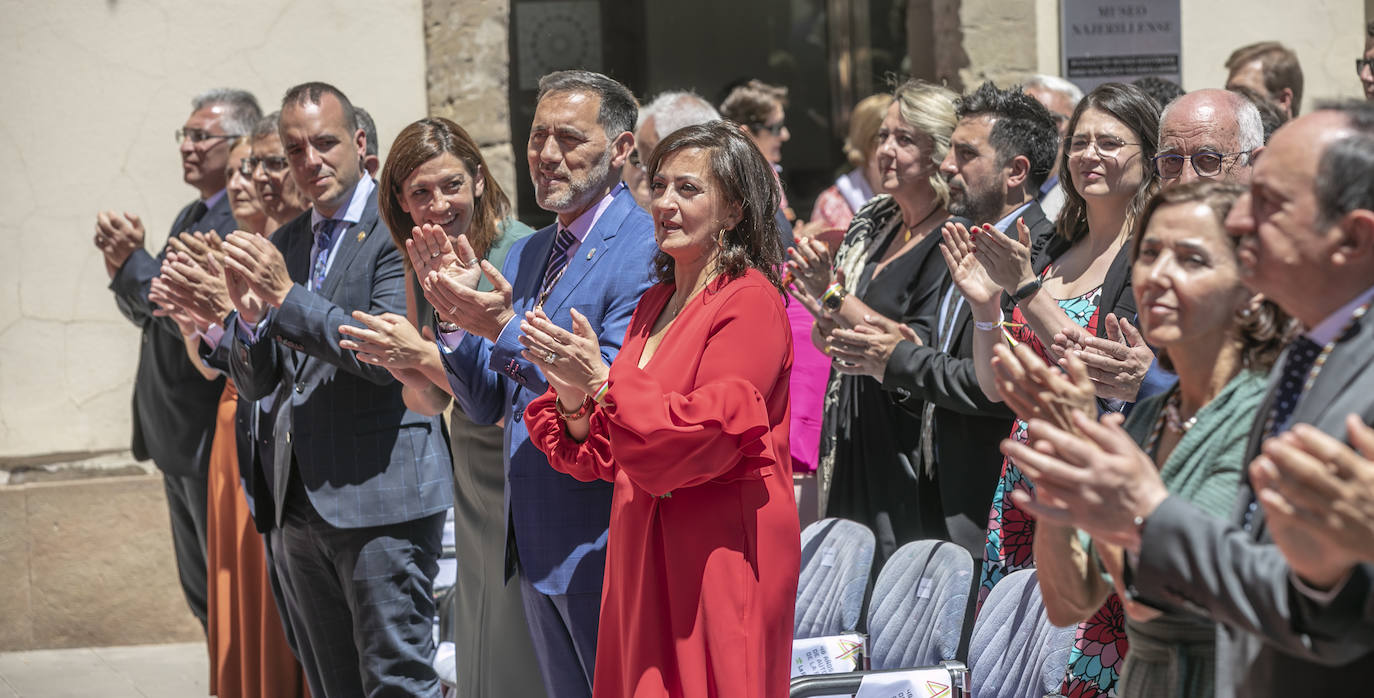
left=821, top=283, right=849, bottom=311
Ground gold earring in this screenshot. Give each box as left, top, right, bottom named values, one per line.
left=717, top=228, right=727, bottom=247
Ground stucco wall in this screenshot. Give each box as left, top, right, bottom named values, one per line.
left=0, top=0, right=428, bottom=459
left=1034, top=0, right=1366, bottom=107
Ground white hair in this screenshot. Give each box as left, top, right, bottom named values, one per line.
left=191, top=88, right=262, bottom=137
left=1024, top=74, right=1083, bottom=108
left=1159, top=89, right=1265, bottom=154
left=640, top=91, right=721, bottom=139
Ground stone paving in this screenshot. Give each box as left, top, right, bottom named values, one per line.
left=0, top=643, right=206, bottom=698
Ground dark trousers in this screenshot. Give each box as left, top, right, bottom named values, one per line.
left=269, top=476, right=446, bottom=698
left=162, top=470, right=209, bottom=631
left=519, top=572, right=601, bottom=698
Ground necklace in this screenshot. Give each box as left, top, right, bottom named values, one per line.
left=666, top=274, right=715, bottom=322
left=1162, top=390, right=1198, bottom=434
left=1262, top=298, right=1373, bottom=436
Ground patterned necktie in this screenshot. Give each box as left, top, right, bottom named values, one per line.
left=538, top=227, right=577, bottom=305
left=1266, top=336, right=1323, bottom=437
left=918, top=287, right=966, bottom=476
left=311, top=218, right=337, bottom=291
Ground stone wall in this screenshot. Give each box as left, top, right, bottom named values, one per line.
left=422, top=0, right=519, bottom=216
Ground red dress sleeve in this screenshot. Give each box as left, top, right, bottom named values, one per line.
left=527, top=276, right=792, bottom=496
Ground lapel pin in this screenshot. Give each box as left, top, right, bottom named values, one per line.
left=586, top=247, right=596, bottom=260
left=357, top=231, right=366, bottom=242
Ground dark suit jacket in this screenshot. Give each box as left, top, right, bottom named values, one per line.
left=227, top=184, right=452, bottom=531
left=109, top=196, right=233, bottom=477
left=880, top=201, right=1051, bottom=557
left=440, top=186, right=658, bottom=596
left=1130, top=306, right=1374, bottom=697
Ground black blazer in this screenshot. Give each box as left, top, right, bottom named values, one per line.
left=1026, top=221, right=1137, bottom=341
left=109, top=196, right=234, bottom=477
left=227, top=185, right=452, bottom=531
left=881, top=201, right=1054, bottom=557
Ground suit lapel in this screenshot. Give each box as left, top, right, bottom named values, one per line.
left=540, top=189, right=633, bottom=314
left=1289, top=317, right=1374, bottom=430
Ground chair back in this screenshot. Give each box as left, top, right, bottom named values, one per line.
left=967, top=569, right=1077, bottom=698
left=866, top=539, right=974, bottom=669
left=795, top=518, right=875, bottom=638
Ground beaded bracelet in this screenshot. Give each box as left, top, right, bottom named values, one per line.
left=556, top=395, right=594, bottom=421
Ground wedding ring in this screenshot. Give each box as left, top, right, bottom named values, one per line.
left=466, top=258, right=479, bottom=268
left=430, top=251, right=441, bottom=259
left=543, top=349, right=558, bottom=362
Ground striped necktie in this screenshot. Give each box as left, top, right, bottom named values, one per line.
left=538, top=227, right=577, bottom=305
left=311, top=218, right=337, bottom=291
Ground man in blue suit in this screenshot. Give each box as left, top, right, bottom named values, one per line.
left=419, top=70, right=657, bottom=698
left=94, top=88, right=261, bottom=631
left=222, top=82, right=452, bottom=697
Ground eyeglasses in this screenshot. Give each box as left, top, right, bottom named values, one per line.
left=242, top=155, right=290, bottom=174
left=753, top=121, right=786, bottom=136
left=176, top=128, right=241, bottom=146
left=1357, top=58, right=1374, bottom=75
left=1066, top=136, right=1140, bottom=158
left=1153, top=151, right=1251, bottom=179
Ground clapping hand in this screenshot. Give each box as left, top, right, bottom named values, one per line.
left=786, top=235, right=835, bottom=300
left=1052, top=313, right=1154, bottom=402
left=990, top=342, right=1095, bottom=433
left=406, top=224, right=480, bottom=291
left=339, top=310, right=438, bottom=387
left=939, top=221, right=1004, bottom=313
left=827, top=312, right=920, bottom=379
left=519, top=307, right=609, bottom=409
left=970, top=216, right=1036, bottom=294
left=222, top=231, right=293, bottom=314
left=1250, top=416, right=1374, bottom=589
left=158, top=248, right=232, bottom=329
left=94, top=210, right=146, bottom=275
left=1002, top=412, right=1170, bottom=553
left=166, top=230, right=223, bottom=269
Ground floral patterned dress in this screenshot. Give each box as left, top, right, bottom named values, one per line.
left=976, top=281, right=1126, bottom=698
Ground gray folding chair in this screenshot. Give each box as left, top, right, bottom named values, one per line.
left=967, top=568, right=1078, bottom=698
left=794, top=518, right=876, bottom=638
left=790, top=538, right=975, bottom=697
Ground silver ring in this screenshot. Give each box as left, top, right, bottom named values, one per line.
left=449, top=305, right=458, bottom=315
left=430, top=251, right=441, bottom=259
left=466, top=258, right=480, bottom=268
left=543, top=349, right=558, bottom=362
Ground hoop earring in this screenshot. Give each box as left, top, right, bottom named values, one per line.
left=716, top=228, right=727, bottom=248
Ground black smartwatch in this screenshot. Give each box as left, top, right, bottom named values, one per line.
left=1012, top=279, right=1042, bottom=304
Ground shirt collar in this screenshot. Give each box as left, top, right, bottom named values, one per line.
left=1305, top=284, right=1374, bottom=345
left=559, top=182, right=624, bottom=244
left=311, top=174, right=375, bottom=230
left=203, top=188, right=228, bottom=210
left=992, top=200, right=1035, bottom=234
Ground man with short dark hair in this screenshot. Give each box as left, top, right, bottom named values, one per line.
left=418, top=69, right=657, bottom=698
left=222, top=81, right=452, bottom=697
left=94, top=88, right=260, bottom=632
left=1154, top=88, right=1265, bottom=188
left=1225, top=40, right=1304, bottom=119
left=1001, top=101, right=1374, bottom=696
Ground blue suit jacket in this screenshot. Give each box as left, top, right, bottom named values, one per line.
left=228, top=186, right=452, bottom=531
left=110, top=196, right=234, bottom=477
left=440, top=186, right=657, bottom=596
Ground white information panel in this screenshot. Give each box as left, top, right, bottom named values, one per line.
left=1060, top=0, right=1182, bottom=92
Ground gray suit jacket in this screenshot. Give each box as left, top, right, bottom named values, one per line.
left=109, top=196, right=234, bottom=477
left=227, top=185, right=452, bottom=531
left=1129, top=307, right=1374, bottom=697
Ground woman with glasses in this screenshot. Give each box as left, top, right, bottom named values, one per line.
left=997, top=182, right=1288, bottom=698
left=334, top=117, right=544, bottom=698
left=943, top=81, right=1160, bottom=697
left=787, top=79, right=960, bottom=559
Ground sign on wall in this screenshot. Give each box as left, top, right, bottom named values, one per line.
left=1061, top=0, right=1182, bottom=92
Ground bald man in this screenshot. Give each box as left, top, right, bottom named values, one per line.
left=1154, top=88, right=1265, bottom=188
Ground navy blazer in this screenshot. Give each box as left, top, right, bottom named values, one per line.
left=228, top=185, right=452, bottom=531
left=440, top=186, right=657, bottom=596
left=110, top=196, right=234, bottom=477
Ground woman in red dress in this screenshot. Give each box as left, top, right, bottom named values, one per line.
left=520, top=121, right=801, bottom=698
